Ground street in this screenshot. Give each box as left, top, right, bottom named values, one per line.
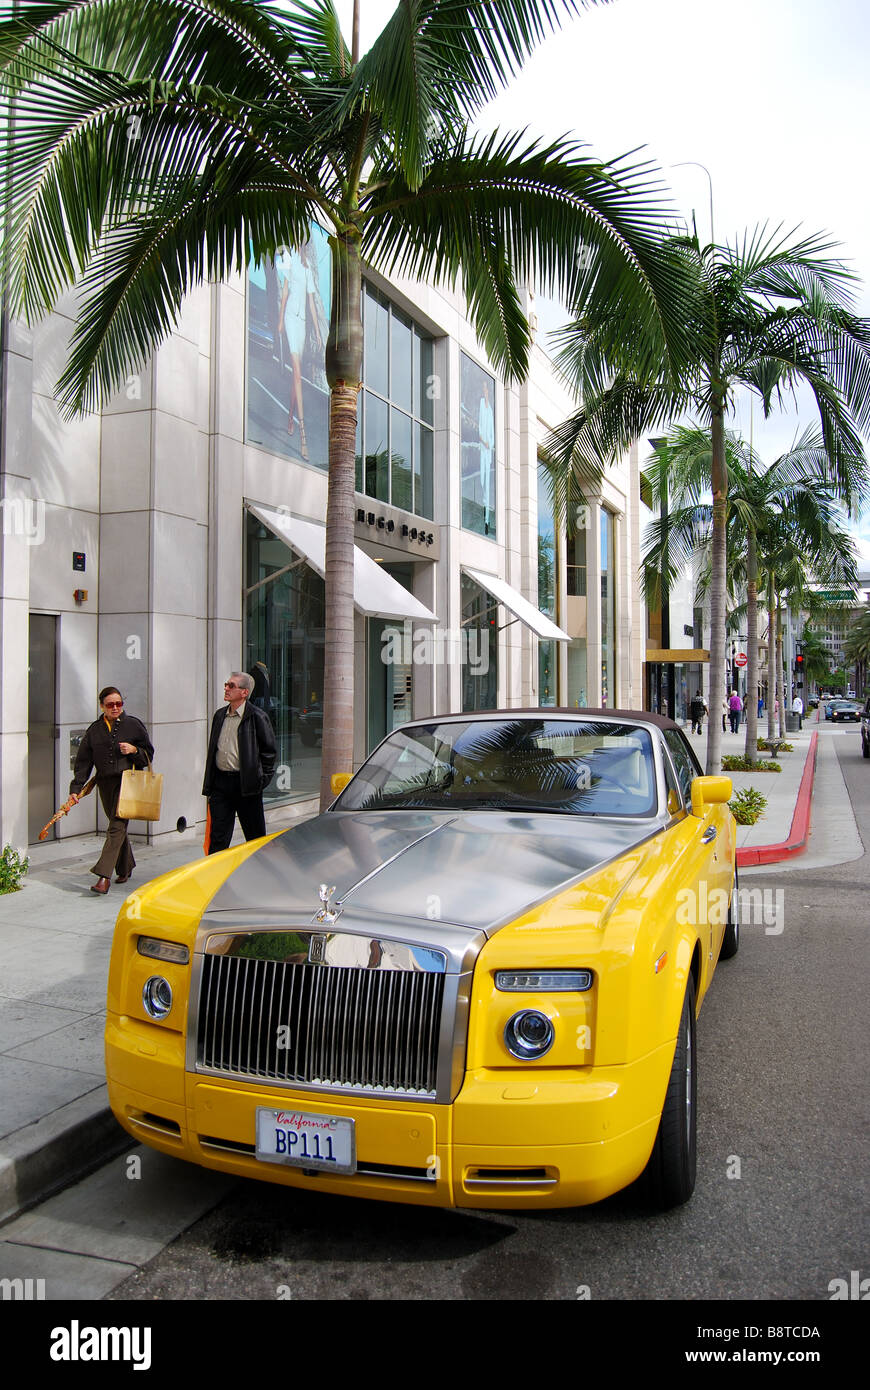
left=2, top=724, right=867, bottom=1310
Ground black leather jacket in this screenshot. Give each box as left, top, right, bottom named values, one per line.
left=70, top=714, right=154, bottom=794
left=202, top=702, right=277, bottom=798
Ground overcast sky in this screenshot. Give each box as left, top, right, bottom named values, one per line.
left=334, top=0, right=870, bottom=559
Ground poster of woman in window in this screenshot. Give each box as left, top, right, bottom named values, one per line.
left=460, top=354, right=496, bottom=537
left=247, top=224, right=331, bottom=468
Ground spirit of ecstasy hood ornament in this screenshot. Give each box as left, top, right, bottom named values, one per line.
left=314, top=883, right=340, bottom=925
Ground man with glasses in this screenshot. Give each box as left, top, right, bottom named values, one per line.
left=69, top=686, right=154, bottom=894
left=202, top=671, right=277, bottom=853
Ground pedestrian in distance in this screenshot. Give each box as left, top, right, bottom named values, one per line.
left=203, top=672, right=277, bottom=854
left=690, top=689, right=707, bottom=735
left=69, top=686, right=154, bottom=894
left=792, top=693, right=804, bottom=730
left=728, top=689, right=743, bottom=734
left=721, top=698, right=727, bottom=733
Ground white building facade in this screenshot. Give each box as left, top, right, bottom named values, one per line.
left=1, top=241, right=645, bottom=850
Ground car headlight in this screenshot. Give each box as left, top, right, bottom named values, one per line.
left=142, top=976, right=173, bottom=1019
left=138, top=936, right=190, bottom=965
left=504, top=1009, right=555, bottom=1060
left=495, top=969, right=592, bottom=992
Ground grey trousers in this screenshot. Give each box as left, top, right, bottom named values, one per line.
left=92, top=776, right=136, bottom=879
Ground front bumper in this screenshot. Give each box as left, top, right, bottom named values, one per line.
left=106, top=1012, right=669, bottom=1209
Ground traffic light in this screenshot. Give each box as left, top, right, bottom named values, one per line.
left=795, top=645, right=804, bottom=673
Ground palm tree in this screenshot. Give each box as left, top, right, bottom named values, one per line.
left=843, top=606, right=870, bottom=699
left=547, top=225, right=870, bottom=773
left=0, top=0, right=697, bottom=807
left=641, top=424, right=858, bottom=759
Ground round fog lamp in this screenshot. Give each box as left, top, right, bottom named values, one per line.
left=143, top=975, right=173, bottom=1019
left=504, top=1009, right=554, bottom=1060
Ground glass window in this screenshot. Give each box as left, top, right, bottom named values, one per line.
left=359, top=287, right=434, bottom=517
left=567, top=522, right=586, bottom=596
left=461, top=353, right=496, bottom=537
left=246, top=223, right=332, bottom=468
left=390, top=311, right=413, bottom=412
left=600, top=508, right=615, bottom=706
left=461, top=574, right=498, bottom=711
left=391, top=408, right=413, bottom=513
left=364, top=392, right=389, bottom=501
left=664, top=729, right=702, bottom=803
left=364, top=287, right=389, bottom=399
left=336, top=719, right=658, bottom=818
left=414, top=422, right=433, bottom=520
left=244, top=510, right=325, bottom=803
left=537, top=462, right=557, bottom=707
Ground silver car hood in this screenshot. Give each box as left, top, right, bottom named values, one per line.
left=202, top=810, right=661, bottom=936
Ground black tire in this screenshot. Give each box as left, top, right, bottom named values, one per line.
left=640, top=975, right=697, bottom=1209
left=862, top=733, right=869, bottom=759
left=719, top=870, right=739, bottom=959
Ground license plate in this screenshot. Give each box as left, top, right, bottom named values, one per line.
left=255, top=1107, right=356, bottom=1175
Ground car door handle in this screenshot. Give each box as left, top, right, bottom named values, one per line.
left=701, top=826, right=717, bottom=843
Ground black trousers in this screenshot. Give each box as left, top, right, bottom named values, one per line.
left=207, top=769, right=266, bottom=853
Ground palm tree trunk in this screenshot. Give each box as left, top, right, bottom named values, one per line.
left=705, top=402, right=727, bottom=774
left=744, top=522, right=758, bottom=762
left=320, top=231, right=363, bottom=809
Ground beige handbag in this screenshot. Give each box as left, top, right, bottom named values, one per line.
left=117, top=755, right=163, bottom=821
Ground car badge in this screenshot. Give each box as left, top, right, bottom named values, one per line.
left=314, top=883, right=340, bottom=926
left=308, top=933, right=328, bottom=964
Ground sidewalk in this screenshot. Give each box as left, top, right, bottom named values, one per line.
left=0, top=721, right=861, bottom=1227
left=0, top=801, right=315, bottom=1227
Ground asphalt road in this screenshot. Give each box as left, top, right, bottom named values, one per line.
left=101, top=731, right=869, bottom=1306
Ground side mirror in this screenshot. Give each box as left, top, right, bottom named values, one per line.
left=690, top=774, right=732, bottom=817
left=330, top=772, right=353, bottom=796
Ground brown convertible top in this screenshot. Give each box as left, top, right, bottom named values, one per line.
left=415, top=707, right=682, bottom=732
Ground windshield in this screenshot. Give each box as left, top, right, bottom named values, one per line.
left=334, top=719, right=659, bottom=817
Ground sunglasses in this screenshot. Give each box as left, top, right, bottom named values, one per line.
left=103, top=700, right=123, bottom=708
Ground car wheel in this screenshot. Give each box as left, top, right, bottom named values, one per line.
left=862, top=735, right=869, bottom=759
left=299, top=726, right=317, bottom=747
left=640, top=975, right=697, bottom=1209
left=719, top=871, right=739, bottom=959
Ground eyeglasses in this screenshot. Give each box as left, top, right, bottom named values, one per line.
left=224, top=682, right=241, bottom=689
left=103, top=700, right=123, bottom=708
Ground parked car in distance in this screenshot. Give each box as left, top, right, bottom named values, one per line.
left=105, top=711, right=738, bottom=1214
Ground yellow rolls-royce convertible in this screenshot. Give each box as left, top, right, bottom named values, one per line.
left=106, top=710, right=737, bottom=1210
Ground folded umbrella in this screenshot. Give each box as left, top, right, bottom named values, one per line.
left=38, top=776, right=97, bottom=840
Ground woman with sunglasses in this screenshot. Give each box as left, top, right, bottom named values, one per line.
left=69, top=687, right=154, bottom=894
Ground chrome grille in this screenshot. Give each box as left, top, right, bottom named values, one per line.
left=196, top=953, right=444, bottom=1096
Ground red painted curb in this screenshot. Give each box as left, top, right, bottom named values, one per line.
left=735, top=731, right=818, bottom=867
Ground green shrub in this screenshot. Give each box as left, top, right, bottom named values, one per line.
left=722, top=755, right=781, bottom=772
left=757, top=739, right=793, bottom=753
left=729, top=787, right=768, bottom=825
left=0, top=844, right=29, bottom=894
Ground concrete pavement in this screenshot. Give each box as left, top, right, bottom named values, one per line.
left=0, top=715, right=863, bottom=1248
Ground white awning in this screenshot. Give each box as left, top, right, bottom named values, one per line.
left=249, top=503, right=438, bottom=622
left=462, top=566, right=571, bottom=641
